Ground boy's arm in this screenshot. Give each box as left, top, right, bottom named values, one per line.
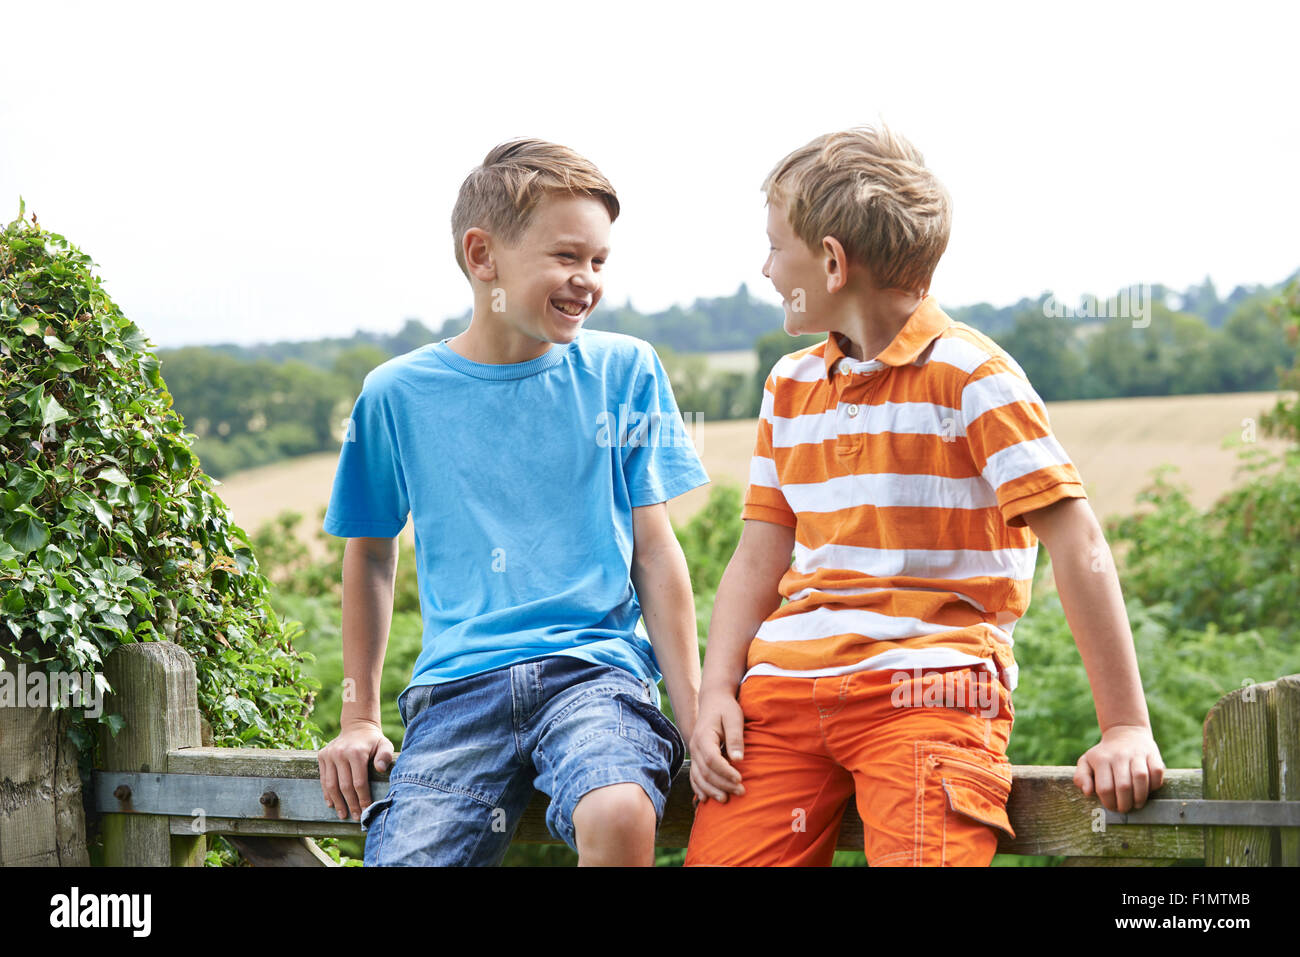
left=1022, top=497, right=1166, bottom=813
left=630, top=503, right=702, bottom=749
left=690, top=518, right=794, bottom=804
left=317, top=536, right=399, bottom=821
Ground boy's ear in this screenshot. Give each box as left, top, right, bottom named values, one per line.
left=821, top=235, right=849, bottom=294
left=464, top=227, right=497, bottom=282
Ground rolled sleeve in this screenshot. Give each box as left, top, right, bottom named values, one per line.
left=741, top=375, right=797, bottom=528
left=961, top=357, right=1087, bottom=528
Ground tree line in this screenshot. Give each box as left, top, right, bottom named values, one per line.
left=158, top=272, right=1298, bottom=477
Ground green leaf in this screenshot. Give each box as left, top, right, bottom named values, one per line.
left=5, top=515, right=50, bottom=554
left=1, top=588, right=24, bottom=614
left=11, top=468, right=45, bottom=504
left=96, top=467, right=130, bottom=486
left=88, top=497, right=113, bottom=529
left=97, top=611, right=128, bottom=633
left=39, top=393, right=69, bottom=426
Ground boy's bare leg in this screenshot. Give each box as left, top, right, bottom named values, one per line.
left=573, top=783, right=657, bottom=866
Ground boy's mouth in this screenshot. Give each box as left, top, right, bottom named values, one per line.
left=550, top=298, right=589, bottom=319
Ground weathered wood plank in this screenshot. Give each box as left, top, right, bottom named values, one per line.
left=1059, top=857, right=1196, bottom=867
left=159, top=751, right=1205, bottom=858
left=0, top=703, right=89, bottom=865
left=171, top=816, right=363, bottom=838
left=100, top=642, right=204, bottom=867
left=1277, top=675, right=1300, bottom=867
left=168, top=746, right=379, bottom=780
left=1204, top=679, right=1279, bottom=866
left=93, top=770, right=373, bottom=823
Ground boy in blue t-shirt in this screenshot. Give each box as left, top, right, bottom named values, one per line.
left=318, top=139, right=709, bottom=865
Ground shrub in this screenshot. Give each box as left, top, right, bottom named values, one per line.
left=0, top=202, right=321, bottom=784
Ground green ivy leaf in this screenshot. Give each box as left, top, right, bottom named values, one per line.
left=40, top=393, right=69, bottom=426
left=5, top=516, right=50, bottom=554
left=1, top=588, right=24, bottom=614
left=96, top=467, right=130, bottom=486
left=11, top=468, right=45, bottom=504
left=102, top=713, right=126, bottom=737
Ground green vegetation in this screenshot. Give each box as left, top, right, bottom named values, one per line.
left=0, top=205, right=321, bottom=871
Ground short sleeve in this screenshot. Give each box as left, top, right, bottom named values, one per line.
left=621, top=344, right=710, bottom=506
left=740, top=373, right=797, bottom=528
left=960, top=355, right=1087, bottom=527
left=322, top=376, right=411, bottom=538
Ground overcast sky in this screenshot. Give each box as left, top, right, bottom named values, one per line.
left=2, top=1, right=1297, bottom=349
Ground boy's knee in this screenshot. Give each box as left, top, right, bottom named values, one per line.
left=572, top=782, right=657, bottom=863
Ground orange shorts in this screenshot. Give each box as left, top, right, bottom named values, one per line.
left=684, top=665, right=1016, bottom=867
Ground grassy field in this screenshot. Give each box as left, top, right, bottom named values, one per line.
left=698, top=348, right=759, bottom=375
left=212, top=390, right=1294, bottom=559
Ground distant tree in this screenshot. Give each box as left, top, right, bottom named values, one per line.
left=390, top=317, right=438, bottom=354
left=1000, top=309, right=1085, bottom=401
left=332, top=344, right=391, bottom=389
left=1260, top=279, right=1300, bottom=444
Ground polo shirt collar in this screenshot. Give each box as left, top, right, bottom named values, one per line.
left=822, top=295, right=951, bottom=379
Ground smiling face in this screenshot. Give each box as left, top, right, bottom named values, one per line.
left=762, top=200, right=836, bottom=337
left=487, top=192, right=611, bottom=351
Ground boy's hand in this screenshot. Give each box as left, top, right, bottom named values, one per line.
left=318, top=720, right=395, bottom=822
left=1074, top=724, right=1166, bottom=813
left=689, top=691, right=746, bottom=804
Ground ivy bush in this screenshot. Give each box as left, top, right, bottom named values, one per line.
left=0, top=202, right=321, bottom=783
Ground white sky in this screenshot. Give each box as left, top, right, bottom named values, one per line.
left=2, top=0, right=1297, bottom=348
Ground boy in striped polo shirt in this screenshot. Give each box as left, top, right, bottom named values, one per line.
left=685, top=126, right=1166, bottom=866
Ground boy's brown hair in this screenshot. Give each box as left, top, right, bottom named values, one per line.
left=451, top=138, right=620, bottom=279
left=762, top=125, right=951, bottom=297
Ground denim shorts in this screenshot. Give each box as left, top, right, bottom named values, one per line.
left=360, top=654, right=686, bottom=866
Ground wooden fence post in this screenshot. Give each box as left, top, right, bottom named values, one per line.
left=99, top=641, right=204, bottom=866
left=1277, top=675, right=1300, bottom=867
left=1203, top=676, right=1288, bottom=866
left=0, top=686, right=90, bottom=866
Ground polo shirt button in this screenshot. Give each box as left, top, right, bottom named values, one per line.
left=846, top=404, right=860, bottom=417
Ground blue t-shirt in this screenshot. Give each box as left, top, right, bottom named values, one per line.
left=322, top=329, right=710, bottom=705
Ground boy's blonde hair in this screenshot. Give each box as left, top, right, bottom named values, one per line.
left=451, top=138, right=620, bottom=279
left=762, top=125, right=951, bottom=297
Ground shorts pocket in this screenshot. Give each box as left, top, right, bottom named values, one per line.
left=397, top=684, right=434, bottom=729
left=932, top=749, right=1015, bottom=841
left=912, top=742, right=1014, bottom=866
left=616, top=692, right=686, bottom=780
left=360, top=792, right=393, bottom=832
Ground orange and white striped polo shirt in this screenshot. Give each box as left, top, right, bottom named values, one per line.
left=742, top=295, right=1087, bottom=691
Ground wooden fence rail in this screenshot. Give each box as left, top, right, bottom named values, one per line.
left=77, top=643, right=1300, bottom=866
